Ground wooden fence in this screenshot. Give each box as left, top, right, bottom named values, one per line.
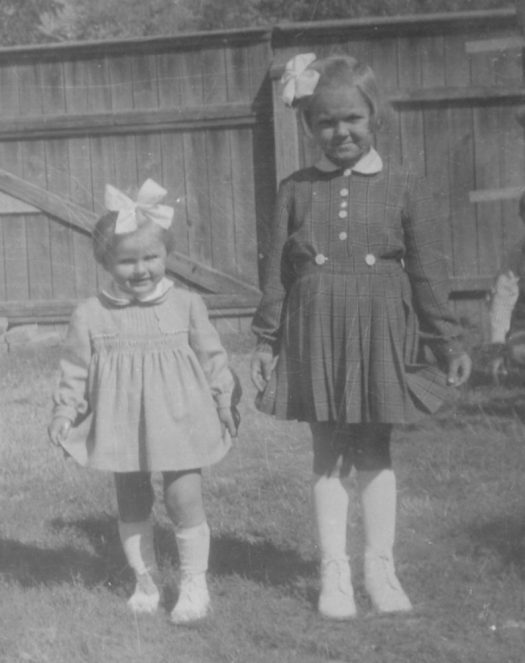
left=0, top=7, right=524, bottom=340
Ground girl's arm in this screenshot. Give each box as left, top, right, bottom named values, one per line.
left=402, top=173, right=465, bottom=365
left=52, top=305, right=91, bottom=423
left=251, top=178, right=294, bottom=353
left=188, top=292, right=234, bottom=409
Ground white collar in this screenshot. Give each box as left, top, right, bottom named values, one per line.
left=315, top=147, right=383, bottom=174
left=101, top=276, right=173, bottom=306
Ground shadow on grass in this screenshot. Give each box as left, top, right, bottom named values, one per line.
left=463, top=515, right=525, bottom=576
left=0, top=538, right=107, bottom=588
left=456, top=390, right=525, bottom=421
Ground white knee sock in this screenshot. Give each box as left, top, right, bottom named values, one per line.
left=118, top=518, right=158, bottom=576
left=358, top=469, right=396, bottom=556
left=175, top=521, right=210, bottom=576
left=312, top=475, right=349, bottom=561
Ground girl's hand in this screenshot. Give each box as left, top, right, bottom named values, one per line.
left=48, top=416, right=72, bottom=446
left=250, top=350, right=277, bottom=391
left=218, top=407, right=238, bottom=438
left=446, top=352, right=472, bottom=387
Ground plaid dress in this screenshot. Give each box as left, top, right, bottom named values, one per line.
left=252, top=154, right=464, bottom=424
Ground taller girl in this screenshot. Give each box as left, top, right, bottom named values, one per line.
left=251, top=54, right=471, bottom=620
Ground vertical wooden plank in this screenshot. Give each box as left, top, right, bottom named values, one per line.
left=85, top=57, right=112, bottom=113
left=397, top=36, right=425, bottom=172
left=46, top=140, right=76, bottom=299
left=0, top=219, right=6, bottom=300
left=131, top=54, right=159, bottom=109
left=471, top=50, right=502, bottom=278
left=17, top=62, right=42, bottom=116
left=63, top=59, right=89, bottom=113
left=202, top=47, right=228, bottom=104
left=494, top=48, right=525, bottom=260
left=206, top=129, right=236, bottom=273
left=160, top=131, right=189, bottom=257
left=135, top=133, right=163, bottom=185
left=370, top=36, right=401, bottom=162
left=107, top=55, right=134, bottom=111
left=39, top=60, right=65, bottom=116
left=3, top=216, right=29, bottom=300
left=421, top=36, right=453, bottom=273
left=230, top=127, right=259, bottom=285
left=183, top=130, right=212, bottom=265
left=157, top=51, right=183, bottom=108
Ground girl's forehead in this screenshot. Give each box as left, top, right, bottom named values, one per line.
left=311, top=85, right=369, bottom=116
left=113, top=224, right=166, bottom=254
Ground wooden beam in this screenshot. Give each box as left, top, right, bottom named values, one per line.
left=465, top=36, right=525, bottom=54
left=0, top=104, right=256, bottom=141
left=0, top=294, right=259, bottom=324
left=469, top=186, right=524, bottom=203
left=389, top=85, right=525, bottom=106
left=0, top=191, right=39, bottom=214
left=0, top=168, right=261, bottom=297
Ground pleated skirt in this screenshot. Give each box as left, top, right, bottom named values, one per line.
left=256, top=261, right=451, bottom=424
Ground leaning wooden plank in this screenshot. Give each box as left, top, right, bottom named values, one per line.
left=469, top=186, right=524, bottom=203
left=0, top=292, right=260, bottom=323
left=0, top=167, right=260, bottom=296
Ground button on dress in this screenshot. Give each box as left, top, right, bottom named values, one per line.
left=252, top=157, right=464, bottom=424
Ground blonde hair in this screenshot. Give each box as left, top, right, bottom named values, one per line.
left=92, top=212, right=176, bottom=267
left=299, top=55, right=384, bottom=132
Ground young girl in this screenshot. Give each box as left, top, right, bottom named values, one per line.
left=48, top=179, right=238, bottom=624
left=251, top=54, right=471, bottom=620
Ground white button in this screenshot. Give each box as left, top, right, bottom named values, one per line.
left=338, top=210, right=348, bottom=219
left=365, top=253, right=376, bottom=266
left=343, top=168, right=351, bottom=177
left=315, top=253, right=328, bottom=265
left=339, top=231, right=347, bottom=240
left=340, top=188, right=349, bottom=197
left=340, top=200, right=348, bottom=209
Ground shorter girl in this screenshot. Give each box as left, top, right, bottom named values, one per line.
left=49, top=179, right=238, bottom=624
left=252, top=54, right=471, bottom=619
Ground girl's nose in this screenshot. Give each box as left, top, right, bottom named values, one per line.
left=334, top=121, right=349, bottom=137
left=134, top=261, right=147, bottom=276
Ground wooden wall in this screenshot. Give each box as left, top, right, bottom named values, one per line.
left=270, top=8, right=525, bottom=342
left=0, top=8, right=525, bottom=342
left=0, top=29, right=275, bottom=332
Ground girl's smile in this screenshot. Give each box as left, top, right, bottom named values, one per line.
left=309, top=86, right=373, bottom=168
left=107, top=225, right=167, bottom=298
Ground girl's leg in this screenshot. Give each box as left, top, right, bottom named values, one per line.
left=163, top=470, right=210, bottom=625
left=114, top=472, right=160, bottom=614
left=311, top=423, right=356, bottom=620
left=355, top=425, right=412, bottom=613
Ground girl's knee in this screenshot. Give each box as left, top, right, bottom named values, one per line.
left=114, top=472, right=154, bottom=522
left=163, top=470, right=205, bottom=527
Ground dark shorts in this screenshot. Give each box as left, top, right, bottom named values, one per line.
left=310, top=423, right=392, bottom=476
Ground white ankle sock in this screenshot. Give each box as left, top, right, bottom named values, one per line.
left=312, top=475, right=349, bottom=561
left=118, top=519, right=158, bottom=576
left=175, top=521, right=210, bottom=575
left=358, top=469, right=396, bottom=556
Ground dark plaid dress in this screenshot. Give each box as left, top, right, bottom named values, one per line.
left=252, top=157, right=464, bottom=424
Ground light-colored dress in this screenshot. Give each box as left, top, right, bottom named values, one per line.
left=53, top=281, right=233, bottom=472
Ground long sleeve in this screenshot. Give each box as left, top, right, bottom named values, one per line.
left=189, top=293, right=234, bottom=408
left=402, top=173, right=464, bottom=362
left=251, top=178, right=294, bottom=351
left=53, top=304, right=92, bottom=421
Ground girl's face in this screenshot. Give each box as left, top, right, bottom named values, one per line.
left=309, top=85, right=374, bottom=168
left=106, top=224, right=167, bottom=298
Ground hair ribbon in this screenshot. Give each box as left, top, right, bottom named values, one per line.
left=280, top=53, right=319, bottom=107
left=105, top=178, right=174, bottom=235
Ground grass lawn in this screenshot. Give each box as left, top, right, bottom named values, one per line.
left=2, top=335, right=525, bottom=662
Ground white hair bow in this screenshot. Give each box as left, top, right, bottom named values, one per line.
left=280, top=53, right=319, bottom=107
left=105, top=178, right=174, bottom=235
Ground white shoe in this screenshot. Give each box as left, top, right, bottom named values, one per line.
left=318, top=557, right=357, bottom=620
left=170, top=572, right=210, bottom=625
left=127, top=571, right=160, bottom=614
left=364, top=551, right=412, bottom=614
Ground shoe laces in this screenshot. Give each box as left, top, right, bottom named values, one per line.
left=322, top=558, right=352, bottom=594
